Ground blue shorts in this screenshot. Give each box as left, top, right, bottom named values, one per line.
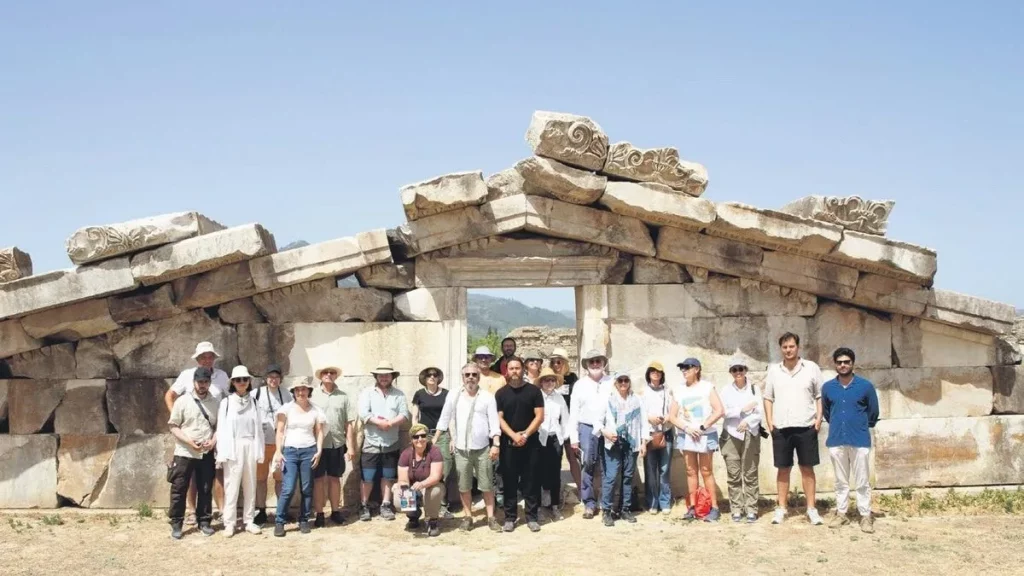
left=360, top=450, right=399, bottom=482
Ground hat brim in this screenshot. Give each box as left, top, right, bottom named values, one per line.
left=315, top=366, right=342, bottom=380
left=371, top=370, right=400, bottom=377
left=192, top=349, right=220, bottom=359
left=418, top=367, right=444, bottom=386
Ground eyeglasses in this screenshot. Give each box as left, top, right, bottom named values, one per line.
left=411, top=434, right=428, bottom=440
left=551, top=359, right=565, bottom=364
left=835, top=359, right=853, bottom=366
left=729, top=367, right=746, bottom=374
left=462, top=373, right=480, bottom=378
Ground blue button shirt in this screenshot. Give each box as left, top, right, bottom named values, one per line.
left=821, top=374, right=880, bottom=449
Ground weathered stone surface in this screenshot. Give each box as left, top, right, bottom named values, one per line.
left=809, top=302, right=892, bottom=369
left=0, top=257, right=137, bottom=321
left=826, top=230, right=937, bottom=285
left=216, top=297, right=266, bottom=324
left=892, top=316, right=998, bottom=368
left=602, top=142, right=708, bottom=197
left=91, top=434, right=175, bottom=508
left=0, top=435, right=58, bottom=508
left=108, top=284, right=182, bottom=324
left=106, top=379, right=172, bottom=434
left=710, top=203, right=843, bottom=256
left=631, top=257, right=691, bottom=284
left=75, top=336, right=119, bottom=379
left=394, top=196, right=528, bottom=257
left=849, top=273, right=929, bottom=317
left=20, top=298, right=118, bottom=341
left=172, top=261, right=256, bottom=309
left=253, top=279, right=393, bottom=323
left=656, top=227, right=764, bottom=279
left=516, top=156, right=606, bottom=205
left=414, top=236, right=631, bottom=288
left=601, top=279, right=817, bottom=320
left=356, top=263, right=415, bottom=290
left=525, top=195, right=656, bottom=257
left=66, top=212, right=225, bottom=265
left=7, top=379, right=66, bottom=434
left=108, top=310, right=238, bottom=378
left=130, top=223, right=275, bottom=286
left=0, top=380, right=8, bottom=423
left=873, top=416, right=1024, bottom=488
left=394, top=287, right=467, bottom=321
left=57, top=435, right=119, bottom=507
left=237, top=324, right=295, bottom=377
left=485, top=167, right=532, bottom=202
left=0, top=247, right=32, bottom=283
left=921, top=289, right=1016, bottom=335
left=862, top=367, right=993, bottom=419
left=992, top=366, right=1024, bottom=414
left=400, top=171, right=488, bottom=221
left=7, top=343, right=77, bottom=379
left=525, top=111, right=608, bottom=172
left=599, top=181, right=716, bottom=231
left=759, top=250, right=859, bottom=300
left=0, top=319, right=42, bottom=359
left=54, top=380, right=108, bottom=435
left=249, top=229, right=391, bottom=292
left=685, top=265, right=709, bottom=283
left=780, top=195, right=894, bottom=236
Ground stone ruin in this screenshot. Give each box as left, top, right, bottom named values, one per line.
left=0, top=110, right=1021, bottom=509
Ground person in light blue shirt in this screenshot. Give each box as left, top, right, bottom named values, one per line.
left=357, top=360, right=410, bottom=522
left=821, top=347, right=879, bottom=534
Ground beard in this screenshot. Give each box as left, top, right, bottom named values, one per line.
left=507, top=375, right=523, bottom=386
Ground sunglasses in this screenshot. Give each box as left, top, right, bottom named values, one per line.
left=729, top=367, right=746, bottom=374
left=425, top=372, right=440, bottom=378
left=462, top=373, right=480, bottom=378
left=411, top=434, right=428, bottom=440
left=615, top=378, right=631, bottom=384
left=679, top=365, right=694, bottom=371
left=232, top=377, right=251, bottom=382
left=835, top=359, right=853, bottom=366
left=321, top=370, right=337, bottom=376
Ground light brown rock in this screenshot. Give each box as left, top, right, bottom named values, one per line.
left=992, top=365, right=1024, bottom=414
left=75, top=336, right=119, bottom=379
left=253, top=279, right=393, bottom=323
left=66, top=212, right=225, bottom=265
left=826, top=230, right=937, bottom=286
left=171, top=261, right=256, bottom=309
left=0, top=380, right=8, bottom=423
left=656, top=226, right=764, bottom=278
left=0, top=319, right=42, bottom=359
left=356, top=263, right=415, bottom=290
left=685, top=265, right=709, bottom=283
left=400, top=171, right=488, bottom=221
left=485, top=167, right=532, bottom=202
left=0, top=435, right=57, bottom=508
left=20, top=298, right=118, bottom=341
left=105, top=379, right=171, bottom=434
left=7, top=343, right=77, bottom=379
left=54, top=380, right=108, bottom=435
left=130, top=223, right=275, bottom=286
left=107, top=284, right=182, bottom=324
left=631, top=257, right=691, bottom=284
left=91, top=434, right=175, bottom=508
left=602, top=279, right=817, bottom=320
left=249, top=229, right=391, bottom=292
left=394, top=196, right=528, bottom=257
left=602, top=142, right=708, bottom=196
left=921, top=289, right=1016, bottom=335
left=0, top=257, right=137, bottom=321
left=524, top=111, right=609, bottom=171
left=599, top=181, right=716, bottom=231
left=780, top=195, right=894, bottom=236
left=759, top=250, right=859, bottom=300
left=515, top=156, right=606, bottom=205
left=0, top=247, right=32, bottom=283
left=57, top=435, right=119, bottom=507
left=861, top=367, right=993, bottom=419
left=524, top=195, right=656, bottom=256
left=892, top=315, right=998, bottom=368
left=393, top=288, right=467, bottom=321
left=809, top=301, right=892, bottom=369
left=710, top=202, right=843, bottom=256
left=7, top=379, right=66, bottom=434
left=849, top=273, right=930, bottom=317
left=237, top=323, right=295, bottom=377
left=216, top=297, right=266, bottom=324
left=108, top=310, right=238, bottom=378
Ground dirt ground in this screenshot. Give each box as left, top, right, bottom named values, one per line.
left=1, top=506, right=1021, bottom=576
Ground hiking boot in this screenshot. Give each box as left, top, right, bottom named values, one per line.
left=771, top=507, right=786, bottom=525
left=223, top=526, right=235, bottom=538
left=460, top=517, right=473, bottom=531
left=427, top=519, right=441, bottom=537
left=860, top=514, right=875, bottom=534
left=807, top=508, right=824, bottom=526
left=622, top=510, right=637, bottom=524
left=198, top=522, right=215, bottom=536
left=602, top=510, right=614, bottom=527
left=330, top=510, right=345, bottom=525
left=254, top=509, right=267, bottom=526
left=380, top=503, right=396, bottom=521
left=582, top=507, right=595, bottom=520
left=299, top=521, right=311, bottom=534
left=731, top=513, right=743, bottom=523
left=527, top=521, right=541, bottom=533
left=681, top=507, right=697, bottom=521
left=440, top=507, right=454, bottom=519
left=274, top=523, right=285, bottom=537
left=704, top=508, right=721, bottom=523
left=406, top=517, right=421, bottom=530
left=170, top=522, right=183, bottom=540
left=245, top=523, right=262, bottom=535
left=359, top=505, right=371, bottom=522
left=314, top=513, right=325, bottom=528
left=549, top=506, right=565, bottom=521
left=502, top=519, right=515, bottom=532
left=829, top=511, right=850, bottom=529
left=487, top=517, right=502, bottom=532
left=746, top=513, right=758, bottom=524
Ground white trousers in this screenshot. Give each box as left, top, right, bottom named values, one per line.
left=222, top=441, right=258, bottom=527
left=829, top=446, right=871, bottom=515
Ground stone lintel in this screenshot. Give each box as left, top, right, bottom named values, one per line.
left=130, top=224, right=275, bottom=286
left=249, top=229, right=392, bottom=292
left=708, top=202, right=844, bottom=257
left=0, top=258, right=137, bottom=321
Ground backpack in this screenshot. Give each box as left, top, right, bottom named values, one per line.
left=694, top=487, right=713, bottom=519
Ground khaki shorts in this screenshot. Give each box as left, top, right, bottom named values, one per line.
left=454, top=448, right=493, bottom=492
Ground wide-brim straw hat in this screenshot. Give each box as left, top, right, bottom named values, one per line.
left=581, top=349, right=608, bottom=365
left=549, top=348, right=570, bottom=360
left=192, top=341, right=220, bottom=359
left=370, top=360, right=400, bottom=377
left=287, top=377, right=315, bottom=392
left=315, top=365, right=342, bottom=380
left=418, top=367, right=444, bottom=386
left=645, top=361, right=665, bottom=383
left=536, top=366, right=559, bottom=385
left=230, top=366, right=253, bottom=380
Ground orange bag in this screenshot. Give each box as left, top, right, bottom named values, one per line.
left=694, top=487, right=713, bottom=519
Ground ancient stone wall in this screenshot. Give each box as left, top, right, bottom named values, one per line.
left=505, top=326, right=579, bottom=368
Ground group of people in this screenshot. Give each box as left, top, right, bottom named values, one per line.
left=165, top=333, right=881, bottom=540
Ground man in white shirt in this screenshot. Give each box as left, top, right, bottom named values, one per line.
left=567, top=348, right=613, bottom=519
left=434, top=363, right=502, bottom=533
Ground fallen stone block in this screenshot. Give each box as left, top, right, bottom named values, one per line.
left=108, top=284, right=182, bottom=324
left=599, top=181, right=716, bottom=231
left=54, top=380, right=109, bottom=435
left=525, top=195, right=656, bottom=256
left=216, top=297, right=266, bottom=324
left=631, top=257, right=691, bottom=284
left=108, top=310, right=238, bottom=378
left=0, top=435, right=58, bottom=508
left=394, top=287, right=467, bottom=321
left=130, top=223, right=275, bottom=286
left=861, top=367, right=993, bottom=419
left=105, top=379, right=172, bottom=434
left=91, top=434, right=175, bottom=508
left=356, top=263, right=415, bottom=290
left=75, top=336, right=119, bottom=379
left=710, top=202, right=843, bottom=256
left=172, top=261, right=257, bottom=309
left=7, top=343, right=77, bottom=379
left=393, top=196, right=528, bottom=257
left=892, top=315, right=998, bottom=368
left=516, top=156, right=606, bottom=205
left=602, top=142, right=708, bottom=197
left=65, top=212, right=225, bottom=265
left=0, top=319, right=42, bottom=359
left=992, top=366, right=1024, bottom=414
left=400, top=171, right=488, bottom=221
left=0, top=257, right=137, bottom=321
left=809, top=301, right=892, bottom=369
left=249, top=229, right=391, bottom=292
left=20, top=298, right=119, bottom=341
left=780, top=195, right=894, bottom=236
left=6, top=379, right=67, bottom=434
left=0, top=247, right=32, bottom=283
left=57, top=435, right=119, bottom=507
left=525, top=111, right=608, bottom=171
left=826, top=230, right=937, bottom=286
left=253, top=279, right=393, bottom=323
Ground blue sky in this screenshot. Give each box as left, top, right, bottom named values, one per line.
left=1, top=1, right=1021, bottom=312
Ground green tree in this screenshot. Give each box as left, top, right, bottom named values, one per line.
left=467, top=327, right=502, bottom=359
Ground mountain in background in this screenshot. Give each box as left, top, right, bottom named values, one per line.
left=468, top=293, right=574, bottom=338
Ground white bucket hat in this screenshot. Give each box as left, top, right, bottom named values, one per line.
left=230, top=366, right=252, bottom=380
left=192, top=341, right=220, bottom=359
left=473, top=346, right=494, bottom=358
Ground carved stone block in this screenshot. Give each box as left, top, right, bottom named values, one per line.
left=758, top=250, right=859, bottom=301
left=780, top=195, right=894, bottom=236
left=655, top=226, right=764, bottom=278
left=0, top=257, right=137, bottom=321
left=105, top=379, right=172, bottom=434
left=599, top=181, right=716, bottom=232
left=400, top=171, right=488, bottom=221
left=130, top=223, right=275, bottom=286
left=0, top=247, right=32, bottom=283
left=631, top=257, right=691, bottom=284
left=525, top=195, right=656, bottom=257
left=861, top=367, right=994, bottom=419
left=891, top=315, right=998, bottom=368
left=172, top=261, right=256, bottom=309
left=108, top=310, right=238, bottom=378
left=54, top=380, right=109, bottom=435
left=356, top=263, right=415, bottom=290
left=710, top=202, right=843, bottom=257
left=6, top=379, right=66, bottom=433
left=75, top=336, right=119, bottom=379
left=253, top=279, right=393, bottom=323
left=7, top=343, right=77, bottom=379
left=249, top=229, right=391, bottom=292
left=992, top=366, right=1024, bottom=414
left=0, top=435, right=58, bottom=508
left=515, top=156, right=606, bottom=205
left=66, top=212, right=225, bottom=265
left=393, top=287, right=467, bottom=321
left=0, top=319, right=42, bottom=359
left=216, top=298, right=266, bottom=324
left=825, top=230, right=937, bottom=286
left=90, top=434, right=176, bottom=508
left=525, top=111, right=608, bottom=171
left=921, top=289, right=1016, bottom=335
left=57, top=435, right=119, bottom=507
left=849, top=273, right=930, bottom=317
left=393, top=196, right=528, bottom=257
left=601, top=142, right=708, bottom=197
left=20, top=298, right=119, bottom=341
left=108, top=284, right=182, bottom=324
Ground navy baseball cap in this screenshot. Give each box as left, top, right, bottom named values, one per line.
left=676, top=358, right=701, bottom=370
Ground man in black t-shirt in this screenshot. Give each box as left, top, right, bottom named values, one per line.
left=494, top=358, right=545, bottom=533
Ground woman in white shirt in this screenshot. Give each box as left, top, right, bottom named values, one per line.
left=271, top=378, right=326, bottom=537
left=216, top=366, right=265, bottom=537
left=597, top=372, right=649, bottom=527
left=536, top=367, right=569, bottom=521
left=668, top=357, right=724, bottom=522
left=718, top=356, right=763, bottom=523
left=642, top=361, right=673, bottom=514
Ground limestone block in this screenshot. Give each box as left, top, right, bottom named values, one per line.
left=861, top=367, right=993, bottom=419
left=873, top=416, right=1024, bottom=488
left=0, top=247, right=32, bottom=283
left=216, top=297, right=266, bottom=324
left=997, top=337, right=1022, bottom=366
left=171, top=261, right=256, bottom=310
left=992, top=366, right=1024, bottom=414
left=356, top=262, right=415, bottom=290
left=710, top=203, right=843, bottom=256
left=249, top=229, right=391, bottom=292
left=413, top=236, right=631, bottom=288
left=525, top=195, right=656, bottom=256
left=576, top=286, right=611, bottom=357
left=108, top=310, right=239, bottom=378
left=516, top=156, right=606, bottom=205
left=0, top=435, right=58, bottom=508
left=809, top=302, right=892, bottom=369
left=20, top=298, right=118, bottom=341
left=7, top=379, right=67, bottom=434
left=826, top=230, right=937, bottom=285
left=394, top=287, right=467, bottom=321
left=603, top=280, right=816, bottom=321
left=892, top=316, right=998, bottom=368
left=130, top=223, right=275, bottom=286
left=75, top=336, right=119, bottom=379
left=91, top=434, right=176, bottom=508
left=107, top=284, right=180, bottom=325
left=524, top=111, right=608, bottom=171
left=7, top=343, right=77, bottom=379
left=685, top=265, right=709, bottom=283
left=0, top=380, right=7, bottom=423
left=106, top=379, right=172, bottom=434
left=485, top=167, right=533, bottom=202
left=0, top=257, right=137, bottom=321
left=602, top=142, right=708, bottom=197
left=66, top=212, right=225, bottom=265
left=253, top=279, right=393, bottom=323
left=655, top=227, right=764, bottom=279
left=759, top=250, right=859, bottom=300
left=400, top=171, right=488, bottom=221
left=599, top=181, right=716, bottom=232
left=394, top=196, right=528, bottom=257
left=921, top=289, right=1016, bottom=335
left=849, top=273, right=929, bottom=317
left=631, top=257, right=691, bottom=284
left=53, top=380, right=108, bottom=435
left=57, top=435, right=119, bottom=507
left=237, top=324, right=295, bottom=377
left=0, top=319, right=42, bottom=359
left=780, top=195, right=894, bottom=236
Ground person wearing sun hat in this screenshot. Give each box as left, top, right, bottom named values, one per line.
left=567, top=348, right=614, bottom=519
left=522, top=350, right=544, bottom=384
left=357, top=360, right=410, bottom=522
left=719, top=355, right=764, bottom=523
left=473, top=345, right=506, bottom=394
left=310, top=364, right=356, bottom=529
left=669, top=357, right=725, bottom=522
left=392, top=422, right=446, bottom=537
left=548, top=347, right=581, bottom=496
left=597, top=372, right=649, bottom=527
left=216, top=365, right=265, bottom=537
left=412, top=366, right=453, bottom=516
left=167, top=366, right=221, bottom=539
left=642, top=361, right=674, bottom=514
left=254, top=363, right=291, bottom=526
left=535, top=366, right=570, bottom=521
left=272, top=377, right=326, bottom=537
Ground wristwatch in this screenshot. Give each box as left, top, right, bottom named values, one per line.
left=699, top=424, right=706, bottom=432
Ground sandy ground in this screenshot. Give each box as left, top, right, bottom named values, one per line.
left=1, top=506, right=1021, bottom=576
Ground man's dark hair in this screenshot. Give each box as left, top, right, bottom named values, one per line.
left=778, top=332, right=800, bottom=346
left=506, top=357, right=524, bottom=369
left=501, top=337, right=516, bottom=348
left=832, top=347, right=856, bottom=363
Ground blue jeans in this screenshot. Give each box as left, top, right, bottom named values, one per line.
left=643, top=431, right=674, bottom=511
left=601, top=443, right=636, bottom=512
left=577, top=423, right=601, bottom=510
left=276, top=446, right=315, bottom=524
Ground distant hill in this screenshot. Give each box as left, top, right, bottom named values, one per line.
left=468, top=293, right=574, bottom=338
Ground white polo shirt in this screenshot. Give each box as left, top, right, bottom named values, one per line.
left=764, top=358, right=823, bottom=429
left=170, top=366, right=231, bottom=399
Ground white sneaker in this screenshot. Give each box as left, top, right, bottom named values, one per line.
left=245, top=523, right=262, bottom=535
left=807, top=508, right=824, bottom=526
left=771, top=508, right=786, bottom=524
left=223, top=526, right=235, bottom=538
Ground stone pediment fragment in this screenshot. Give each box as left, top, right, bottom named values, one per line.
left=249, top=229, right=391, bottom=292
left=709, top=202, right=843, bottom=256
left=525, top=111, right=609, bottom=171
left=922, top=289, right=1015, bottom=335
left=400, top=171, right=488, bottom=221
left=356, top=263, right=415, bottom=290
left=394, top=196, right=528, bottom=257
left=130, top=224, right=275, bottom=286
left=602, top=142, right=708, bottom=197
left=66, top=212, right=225, bottom=265
left=781, top=195, right=894, bottom=236
left=524, top=195, right=656, bottom=257
left=825, top=231, right=936, bottom=286
left=515, top=156, right=607, bottom=205
left=0, top=257, right=137, bottom=321
left=0, top=247, right=32, bottom=283
left=600, top=181, right=716, bottom=231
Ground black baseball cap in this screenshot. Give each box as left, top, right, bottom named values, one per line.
left=265, top=364, right=283, bottom=377
left=194, top=367, right=214, bottom=381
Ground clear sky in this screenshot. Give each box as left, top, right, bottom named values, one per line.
left=2, top=1, right=1021, bottom=312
